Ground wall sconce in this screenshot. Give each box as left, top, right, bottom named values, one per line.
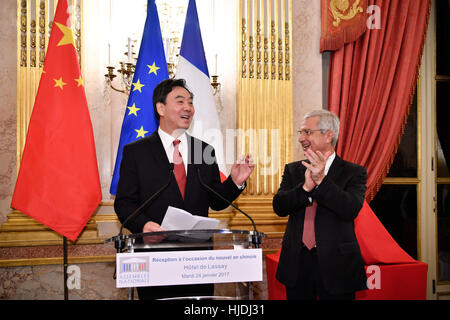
left=104, top=1, right=221, bottom=98
left=104, top=38, right=136, bottom=94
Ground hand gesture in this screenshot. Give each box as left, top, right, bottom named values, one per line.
left=301, top=149, right=332, bottom=186
left=303, top=168, right=316, bottom=192
left=230, top=154, right=255, bottom=187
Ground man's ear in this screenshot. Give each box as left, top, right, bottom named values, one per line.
left=156, top=102, right=165, bottom=118
left=326, top=130, right=334, bottom=144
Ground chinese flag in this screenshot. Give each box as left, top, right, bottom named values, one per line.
left=11, top=0, right=101, bottom=242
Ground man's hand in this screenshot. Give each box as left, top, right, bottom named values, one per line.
left=301, top=150, right=332, bottom=186
left=230, top=154, right=255, bottom=187
left=303, top=168, right=316, bottom=192
left=142, top=221, right=167, bottom=243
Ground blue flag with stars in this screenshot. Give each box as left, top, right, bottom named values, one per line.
left=110, top=0, right=168, bottom=195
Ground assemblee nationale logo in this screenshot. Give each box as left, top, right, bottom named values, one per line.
left=117, top=256, right=150, bottom=287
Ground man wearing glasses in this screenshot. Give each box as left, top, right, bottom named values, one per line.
left=273, top=110, right=367, bottom=300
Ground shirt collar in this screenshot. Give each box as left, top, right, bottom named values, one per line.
left=158, top=127, right=187, bottom=149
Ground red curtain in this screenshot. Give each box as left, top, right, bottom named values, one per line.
left=320, top=0, right=368, bottom=52
left=328, top=0, right=431, bottom=202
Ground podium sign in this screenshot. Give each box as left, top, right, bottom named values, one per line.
left=116, top=248, right=262, bottom=288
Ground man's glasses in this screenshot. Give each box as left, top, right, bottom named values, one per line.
left=297, top=129, right=324, bottom=136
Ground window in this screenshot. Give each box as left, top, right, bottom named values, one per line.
left=370, top=93, right=419, bottom=260
left=435, top=0, right=450, bottom=283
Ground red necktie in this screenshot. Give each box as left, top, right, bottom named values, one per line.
left=173, top=139, right=186, bottom=199
left=302, top=200, right=317, bottom=249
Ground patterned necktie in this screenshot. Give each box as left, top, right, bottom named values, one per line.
left=173, top=139, right=186, bottom=199
left=302, top=200, right=317, bottom=250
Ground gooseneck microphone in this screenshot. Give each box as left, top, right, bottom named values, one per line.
left=115, top=163, right=174, bottom=252
left=196, top=168, right=262, bottom=248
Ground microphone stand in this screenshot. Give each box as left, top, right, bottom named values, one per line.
left=114, top=164, right=174, bottom=254
left=197, top=168, right=263, bottom=248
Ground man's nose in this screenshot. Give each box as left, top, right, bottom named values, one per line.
left=183, top=103, right=193, bottom=112
left=298, top=134, right=305, bottom=143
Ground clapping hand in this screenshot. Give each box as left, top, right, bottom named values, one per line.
left=301, top=149, right=332, bottom=190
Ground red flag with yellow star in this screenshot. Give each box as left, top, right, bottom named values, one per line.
left=11, top=0, right=101, bottom=242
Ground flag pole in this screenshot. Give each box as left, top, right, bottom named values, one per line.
left=63, top=236, right=69, bottom=300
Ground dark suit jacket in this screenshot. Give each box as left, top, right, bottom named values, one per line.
left=272, top=155, right=367, bottom=295
left=114, top=131, right=242, bottom=234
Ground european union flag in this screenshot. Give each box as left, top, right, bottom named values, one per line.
left=110, top=0, right=169, bottom=195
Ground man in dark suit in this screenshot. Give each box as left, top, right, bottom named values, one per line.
left=114, top=78, right=254, bottom=299
left=273, top=110, right=367, bottom=300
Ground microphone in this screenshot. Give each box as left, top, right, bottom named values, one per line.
left=196, top=168, right=262, bottom=248
left=116, top=163, right=174, bottom=251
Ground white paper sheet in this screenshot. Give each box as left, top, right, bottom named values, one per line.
left=161, top=206, right=220, bottom=231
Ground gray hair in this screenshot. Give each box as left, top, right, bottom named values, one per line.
left=304, top=110, right=340, bottom=147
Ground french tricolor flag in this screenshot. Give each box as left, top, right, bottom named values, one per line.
left=177, top=0, right=227, bottom=181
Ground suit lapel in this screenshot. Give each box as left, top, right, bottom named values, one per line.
left=185, top=134, right=199, bottom=202
left=147, top=132, right=170, bottom=169
left=296, top=161, right=307, bottom=184
left=326, top=154, right=344, bottom=183
left=147, top=131, right=185, bottom=203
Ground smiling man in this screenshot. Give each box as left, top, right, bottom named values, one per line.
left=273, top=109, right=367, bottom=300
left=114, top=78, right=254, bottom=299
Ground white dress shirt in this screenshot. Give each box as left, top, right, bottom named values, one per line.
left=324, top=152, right=336, bottom=176
left=158, top=128, right=188, bottom=173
